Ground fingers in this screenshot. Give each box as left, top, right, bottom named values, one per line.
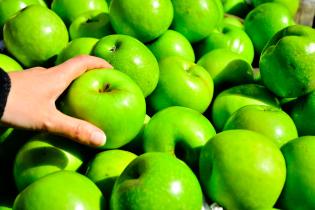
left=48, top=111, right=106, bottom=147
left=52, top=55, right=112, bottom=87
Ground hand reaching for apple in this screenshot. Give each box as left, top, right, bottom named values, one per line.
left=1, top=55, right=112, bottom=147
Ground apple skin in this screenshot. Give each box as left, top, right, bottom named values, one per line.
left=13, top=133, right=85, bottom=192
left=13, top=171, right=105, bottom=210
left=51, top=0, right=108, bottom=26
left=199, top=130, right=286, bottom=210
left=69, top=11, right=113, bottom=40
left=86, top=150, right=137, bottom=199
left=195, top=24, right=254, bottom=64
left=244, top=2, right=295, bottom=54
left=171, top=0, right=223, bottom=43
left=3, top=5, right=68, bottom=67
left=222, top=14, right=244, bottom=30
left=223, top=105, right=298, bottom=147
left=288, top=91, right=315, bottom=136
left=278, top=136, right=315, bottom=210
left=221, top=0, right=250, bottom=18
left=60, top=69, right=146, bottom=149
left=147, top=30, right=195, bottom=62
left=143, top=106, right=216, bottom=170
left=109, top=0, right=173, bottom=43
left=197, top=48, right=257, bottom=93
left=92, top=34, right=159, bottom=97
left=251, top=0, right=299, bottom=17
left=259, top=25, right=315, bottom=98
left=110, top=152, right=203, bottom=210
left=0, top=0, right=46, bottom=32
left=120, top=115, right=151, bottom=155
left=211, top=84, right=280, bottom=131
left=147, top=56, right=214, bottom=114
left=55, top=37, right=98, bottom=64
left=0, top=54, right=23, bottom=72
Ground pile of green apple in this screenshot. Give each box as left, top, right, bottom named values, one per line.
left=1, top=0, right=315, bottom=210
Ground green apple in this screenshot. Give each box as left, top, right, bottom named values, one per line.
left=278, top=136, right=315, bottom=210
left=251, top=0, right=299, bottom=17
left=69, top=11, right=113, bottom=40
left=143, top=106, right=216, bottom=170
left=195, top=24, right=254, bottom=64
left=147, top=56, right=214, bottom=114
left=86, top=150, right=137, bottom=199
left=223, top=105, right=298, bottom=147
left=13, top=133, right=85, bottom=191
left=55, top=37, right=98, bottom=64
left=109, top=0, right=173, bottom=43
left=0, top=54, right=22, bottom=72
left=259, top=25, right=315, bottom=98
left=244, top=2, right=295, bottom=54
left=0, top=206, right=11, bottom=210
left=92, top=34, right=159, bottom=97
left=171, top=0, right=223, bottom=43
left=0, top=0, right=47, bottom=32
left=288, top=91, right=315, bottom=136
left=60, top=69, right=146, bottom=149
left=13, top=171, right=105, bottom=210
left=211, top=84, right=280, bottom=131
left=147, top=30, right=195, bottom=62
left=110, top=152, right=203, bottom=210
left=51, top=0, right=108, bottom=26
left=197, top=48, right=257, bottom=93
left=200, top=130, right=286, bottom=210
left=3, top=5, right=68, bottom=67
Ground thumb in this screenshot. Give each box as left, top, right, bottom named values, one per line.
left=49, top=111, right=106, bottom=147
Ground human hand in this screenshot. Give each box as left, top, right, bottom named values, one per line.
left=1, top=55, right=112, bottom=147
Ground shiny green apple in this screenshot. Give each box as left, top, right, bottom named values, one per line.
left=259, top=25, right=315, bottom=98
left=211, top=84, right=280, bottom=131
left=13, top=133, right=84, bottom=191
left=3, top=5, right=68, bottom=67
left=92, top=34, right=159, bottom=97
left=51, top=0, right=108, bottom=25
left=195, top=24, right=254, bottom=64
left=109, top=0, right=173, bottom=43
left=0, top=0, right=46, bottom=33
left=197, top=48, right=257, bottom=93
left=278, top=136, right=315, bottom=210
left=147, top=56, right=214, bottom=114
left=171, top=0, right=223, bottom=43
left=200, top=130, right=286, bottom=210
left=224, top=105, right=298, bottom=147
left=143, top=106, right=216, bottom=170
left=69, top=11, right=113, bottom=40
left=86, top=150, right=137, bottom=199
left=110, top=152, right=203, bottom=210
left=244, top=2, right=295, bottom=54
left=13, top=171, right=105, bottom=210
left=147, top=30, right=195, bottom=62
left=60, top=69, right=146, bottom=149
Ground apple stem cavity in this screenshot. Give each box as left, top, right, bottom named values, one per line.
left=99, top=83, right=111, bottom=93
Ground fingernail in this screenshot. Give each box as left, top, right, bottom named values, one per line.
left=91, top=131, right=106, bottom=146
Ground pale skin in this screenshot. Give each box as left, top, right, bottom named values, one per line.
left=0, top=55, right=112, bottom=147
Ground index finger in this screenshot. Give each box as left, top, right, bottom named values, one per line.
left=52, top=55, right=112, bottom=86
